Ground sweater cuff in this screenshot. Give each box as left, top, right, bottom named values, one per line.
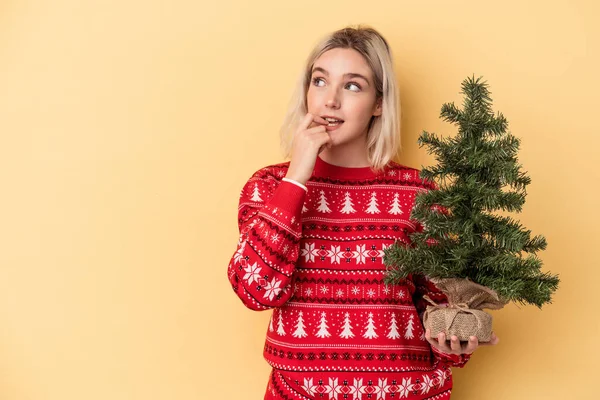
left=281, top=177, right=308, bottom=192
left=431, top=346, right=472, bottom=368
left=269, top=180, right=307, bottom=215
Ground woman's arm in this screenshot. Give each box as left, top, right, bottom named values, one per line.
left=226, top=167, right=306, bottom=311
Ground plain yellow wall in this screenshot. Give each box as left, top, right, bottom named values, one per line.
left=0, top=0, right=598, bottom=399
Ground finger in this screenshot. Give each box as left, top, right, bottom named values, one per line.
left=312, top=115, right=328, bottom=125
left=313, top=130, right=332, bottom=142
left=450, top=335, right=461, bottom=352
left=318, top=142, right=333, bottom=153
left=305, top=125, right=328, bottom=135
left=437, top=332, right=452, bottom=353
left=308, top=120, right=327, bottom=130
left=464, top=336, right=479, bottom=353
left=437, top=332, right=445, bottom=346
left=316, top=134, right=333, bottom=154
left=299, top=113, right=326, bottom=132
left=480, top=332, right=499, bottom=346
left=492, top=332, right=500, bottom=345
left=425, top=329, right=437, bottom=346
left=298, top=113, right=315, bottom=131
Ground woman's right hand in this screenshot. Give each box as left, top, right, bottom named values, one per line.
left=285, top=113, right=332, bottom=185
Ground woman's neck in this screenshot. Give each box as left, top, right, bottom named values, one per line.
left=319, top=138, right=370, bottom=168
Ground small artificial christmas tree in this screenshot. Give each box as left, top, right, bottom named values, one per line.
left=383, top=75, right=560, bottom=342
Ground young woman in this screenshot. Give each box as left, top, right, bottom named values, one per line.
left=226, top=25, right=498, bottom=400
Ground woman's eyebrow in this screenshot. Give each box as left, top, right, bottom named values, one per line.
left=312, top=67, right=370, bottom=86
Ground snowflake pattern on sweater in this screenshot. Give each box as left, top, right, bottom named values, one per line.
left=227, top=156, right=471, bottom=399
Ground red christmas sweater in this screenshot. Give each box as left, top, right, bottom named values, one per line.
left=227, top=156, right=471, bottom=399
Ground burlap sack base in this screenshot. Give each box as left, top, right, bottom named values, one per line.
left=423, top=305, right=493, bottom=342
left=420, top=277, right=508, bottom=343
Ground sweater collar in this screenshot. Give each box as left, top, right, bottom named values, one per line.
left=312, top=155, right=385, bottom=180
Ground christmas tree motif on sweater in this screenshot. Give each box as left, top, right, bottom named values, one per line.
left=277, top=310, right=286, bottom=336
left=269, top=312, right=274, bottom=332
left=363, top=312, right=378, bottom=339
left=365, top=192, right=381, bottom=214
left=250, top=183, right=262, bottom=202
left=339, top=312, right=355, bottom=339
left=292, top=311, right=308, bottom=338
left=317, top=190, right=332, bottom=213
left=404, top=314, right=415, bottom=339
left=388, top=193, right=404, bottom=215
left=315, top=312, right=331, bottom=338
left=340, top=192, right=356, bottom=214
left=386, top=312, right=400, bottom=339
left=302, top=203, right=309, bottom=213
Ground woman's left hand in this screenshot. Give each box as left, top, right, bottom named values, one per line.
left=425, top=329, right=500, bottom=355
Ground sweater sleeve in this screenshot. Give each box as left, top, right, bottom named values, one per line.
left=410, top=179, right=472, bottom=368
left=226, top=167, right=306, bottom=311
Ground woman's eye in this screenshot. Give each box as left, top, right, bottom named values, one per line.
left=312, top=77, right=361, bottom=92
left=347, top=82, right=361, bottom=91
left=312, top=77, right=325, bottom=87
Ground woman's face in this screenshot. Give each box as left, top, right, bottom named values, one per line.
left=306, top=47, right=382, bottom=148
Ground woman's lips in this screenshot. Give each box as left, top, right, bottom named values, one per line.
left=325, top=121, right=343, bottom=131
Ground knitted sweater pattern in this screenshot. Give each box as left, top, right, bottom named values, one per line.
left=227, top=156, right=471, bottom=399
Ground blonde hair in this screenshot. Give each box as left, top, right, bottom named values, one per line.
left=279, top=25, right=401, bottom=172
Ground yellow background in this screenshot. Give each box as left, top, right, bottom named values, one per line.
left=0, top=0, right=598, bottom=399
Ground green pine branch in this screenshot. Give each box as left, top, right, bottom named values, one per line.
left=383, top=75, right=560, bottom=309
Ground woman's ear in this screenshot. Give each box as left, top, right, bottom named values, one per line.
left=373, top=97, right=383, bottom=117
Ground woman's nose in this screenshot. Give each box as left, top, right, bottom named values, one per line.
left=324, top=86, right=341, bottom=109
left=325, top=95, right=340, bottom=109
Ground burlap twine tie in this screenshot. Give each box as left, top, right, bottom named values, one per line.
left=421, top=278, right=508, bottom=342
